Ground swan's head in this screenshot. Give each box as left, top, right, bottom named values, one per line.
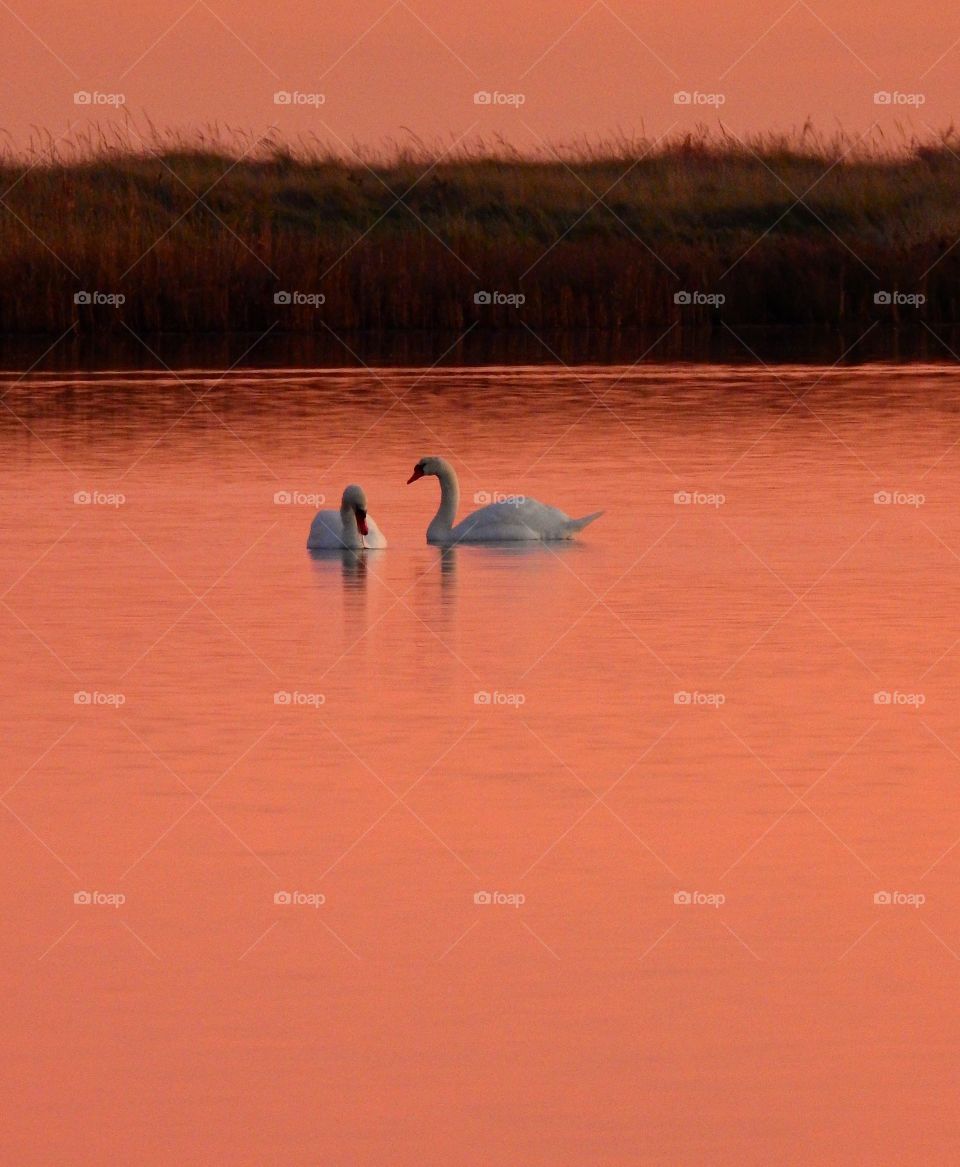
left=340, top=484, right=369, bottom=536
left=407, top=456, right=451, bottom=484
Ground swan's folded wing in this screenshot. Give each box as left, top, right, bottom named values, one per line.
left=452, top=498, right=572, bottom=541
left=307, top=510, right=345, bottom=549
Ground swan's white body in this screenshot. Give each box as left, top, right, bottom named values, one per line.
left=307, top=485, right=387, bottom=550
left=407, top=457, right=603, bottom=544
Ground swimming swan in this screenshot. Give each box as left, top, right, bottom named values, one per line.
left=406, top=457, right=603, bottom=544
left=307, top=484, right=387, bottom=550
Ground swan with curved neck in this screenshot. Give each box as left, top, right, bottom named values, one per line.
left=407, top=456, right=603, bottom=544
left=307, top=484, right=387, bottom=550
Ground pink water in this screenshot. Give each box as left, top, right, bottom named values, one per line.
left=2, top=363, right=960, bottom=1164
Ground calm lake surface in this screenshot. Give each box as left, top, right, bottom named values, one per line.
left=3, top=363, right=960, bottom=1164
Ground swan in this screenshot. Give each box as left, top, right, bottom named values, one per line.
left=406, top=456, right=603, bottom=544
left=307, top=484, right=387, bottom=550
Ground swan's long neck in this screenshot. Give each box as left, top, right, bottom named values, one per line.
left=340, top=504, right=362, bottom=549
left=428, top=463, right=459, bottom=541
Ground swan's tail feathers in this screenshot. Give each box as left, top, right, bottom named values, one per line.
left=563, top=509, right=604, bottom=535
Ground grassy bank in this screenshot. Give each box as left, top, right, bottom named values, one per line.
left=3, top=128, right=960, bottom=334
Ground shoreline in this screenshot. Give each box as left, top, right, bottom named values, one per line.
left=0, top=323, right=959, bottom=373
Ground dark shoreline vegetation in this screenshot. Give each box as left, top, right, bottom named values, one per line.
left=4, top=127, right=960, bottom=337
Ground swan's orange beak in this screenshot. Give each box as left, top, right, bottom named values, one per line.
left=355, top=507, right=369, bottom=536
left=407, top=467, right=424, bottom=484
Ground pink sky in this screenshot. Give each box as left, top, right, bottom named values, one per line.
left=2, top=0, right=956, bottom=153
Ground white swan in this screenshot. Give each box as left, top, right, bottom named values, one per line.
left=307, top=484, right=387, bottom=550
left=406, top=457, right=603, bottom=544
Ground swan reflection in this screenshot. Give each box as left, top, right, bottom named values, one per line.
left=438, top=545, right=457, bottom=592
